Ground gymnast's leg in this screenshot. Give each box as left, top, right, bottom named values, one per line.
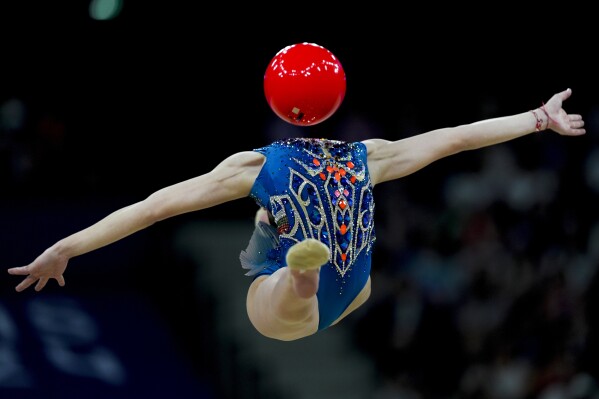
left=246, top=237, right=329, bottom=341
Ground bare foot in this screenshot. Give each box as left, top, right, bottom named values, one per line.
left=286, top=238, right=330, bottom=298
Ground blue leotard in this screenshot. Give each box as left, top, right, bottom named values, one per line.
left=242, top=138, right=376, bottom=331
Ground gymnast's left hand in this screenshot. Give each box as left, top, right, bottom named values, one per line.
left=7, top=248, right=67, bottom=292
left=543, top=88, right=586, bottom=136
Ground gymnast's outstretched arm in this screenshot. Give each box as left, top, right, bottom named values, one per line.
left=7, top=151, right=265, bottom=292
left=365, top=88, right=585, bottom=186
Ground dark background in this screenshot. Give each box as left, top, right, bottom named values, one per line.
left=1, top=2, right=598, bottom=399
left=1, top=2, right=596, bottom=201
left=1, top=2, right=596, bottom=205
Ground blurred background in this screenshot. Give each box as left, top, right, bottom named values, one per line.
left=1, top=1, right=598, bottom=398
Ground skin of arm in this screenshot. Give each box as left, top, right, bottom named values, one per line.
left=365, top=88, right=585, bottom=186
left=7, top=151, right=265, bottom=292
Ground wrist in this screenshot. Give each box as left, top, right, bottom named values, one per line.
left=539, top=104, right=554, bottom=131
left=50, top=240, right=72, bottom=260
left=530, top=107, right=551, bottom=132
left=530, top=109, right=545, bottom=132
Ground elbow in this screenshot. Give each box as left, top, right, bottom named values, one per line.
left=442, top=128, right=471, bottom=156
left=136, top=195, right=169, bottom=226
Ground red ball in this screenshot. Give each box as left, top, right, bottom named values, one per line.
left=264, top=42, right=346, bottom=126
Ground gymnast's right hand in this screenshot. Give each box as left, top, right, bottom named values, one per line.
left=7, top=248, right=67, bottom=292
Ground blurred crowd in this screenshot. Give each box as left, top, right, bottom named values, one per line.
left=3, top=70, right=599, bottom=399
left=347, top=102, right=599, bottom=399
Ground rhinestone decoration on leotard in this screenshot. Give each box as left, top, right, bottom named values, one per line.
left=270, top=138, right=375, bottom=278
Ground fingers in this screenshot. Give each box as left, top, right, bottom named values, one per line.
left=35, top=278, right=48, bottom=292
left=567, top=114, right=586, bottom=134
left=9, top=266, right=66, bottom=292
left=7, top=266, right=29, bottom=276
left=569, top=114, right=584, bottom=121
left=15, top=275, right=37, bottom=292
left=560, top=87, right=572, bottom=100
left=8, top=266, right=37, bottom=292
